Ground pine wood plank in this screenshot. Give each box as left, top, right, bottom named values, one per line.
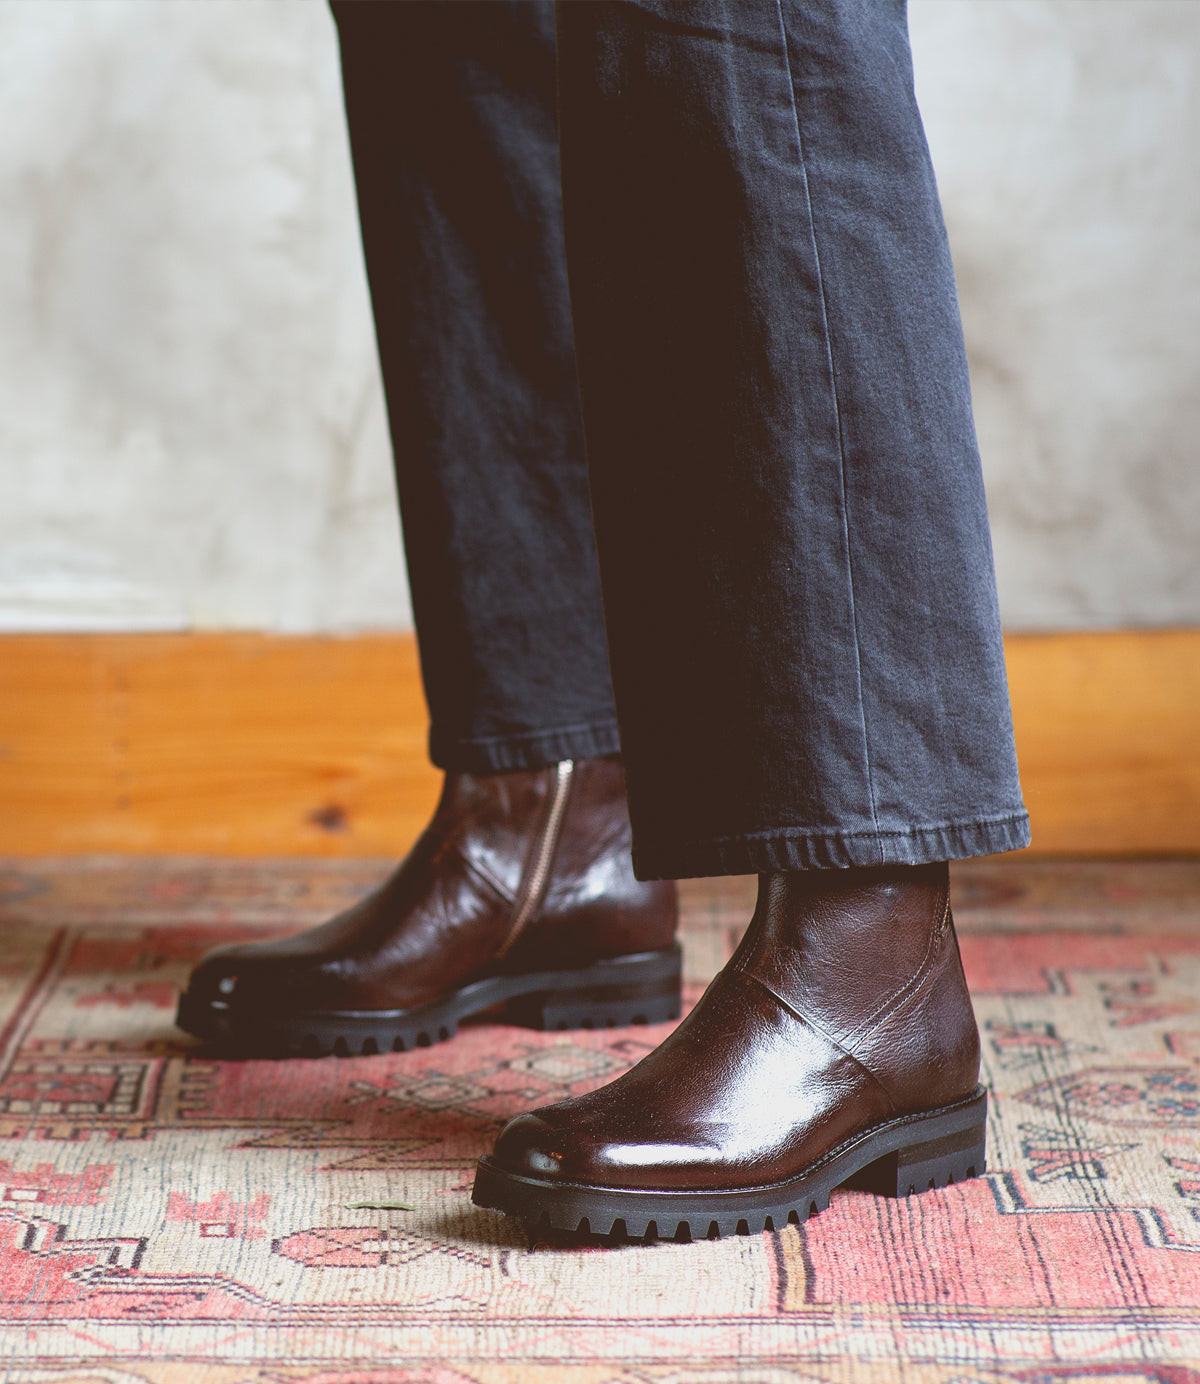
left=1005, top=628, right=1200, bottom=854
left=0, top=633, right=440, bottom=856
left=0, top=629, right=1196, bottom=857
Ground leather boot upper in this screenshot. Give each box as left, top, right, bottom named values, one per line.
left=187, top=756, right=676, bottom=1016
left=491, top=863, right=981, bottom=1191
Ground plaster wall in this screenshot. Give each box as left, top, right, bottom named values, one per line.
left=913, top=0, right=1200, bottom=629
left=0, top=0, right=1196, bottom=633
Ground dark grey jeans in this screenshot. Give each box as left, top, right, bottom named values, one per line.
left=331, top=0, right=1030, bottom=880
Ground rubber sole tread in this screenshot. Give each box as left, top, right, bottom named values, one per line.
left=518, top=1156, right=981, bottom=1245
left=176, top=945, right=682, bottom=1059
left=472, top=1088, right=989, bottom=1246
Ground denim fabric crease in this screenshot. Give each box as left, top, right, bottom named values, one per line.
left=330, top=0, right=1031, bottom=881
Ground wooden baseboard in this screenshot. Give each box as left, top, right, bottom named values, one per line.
left=0, top=633, right=440, bottom=856
left=0, top=629, right=1196, bottom=857
left=1004, top=628, right=1199, bottom=854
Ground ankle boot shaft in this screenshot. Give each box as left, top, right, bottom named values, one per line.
left=732, top=863, right=980, bottom=1112
left=500, top=756, right=678, bottom=969
left=733, top=864, right=951, bottom=1023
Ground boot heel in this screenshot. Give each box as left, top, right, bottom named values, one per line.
left=506, top=947, right=682, bottom=1032
left=842, top=1106, right=988, bottom=1198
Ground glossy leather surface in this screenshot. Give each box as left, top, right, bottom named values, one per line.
left=491, top=863, right=980, bottom=1190
left=187, top=756, right=676, bottom=1015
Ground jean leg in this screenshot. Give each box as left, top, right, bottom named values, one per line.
left=555, top=0, right=1029, bottom=877
left=332, top=0, right=619, bottom=772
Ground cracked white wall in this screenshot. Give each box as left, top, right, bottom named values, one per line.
left=0, top=0, right=405, bottom=632
left=0, top=0, right=1196, bottom=633
left=912, top=0, right=1200, bottom=630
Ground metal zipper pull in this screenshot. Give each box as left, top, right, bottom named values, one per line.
left=496, top=760, right=575, bottom=958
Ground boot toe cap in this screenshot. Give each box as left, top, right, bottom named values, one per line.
left=184, top=940, right=344, bottom=1020
left=493, top=1113, right=576, bottom=1179
left=491, top=1104, right=718, bottom=1189
left=187, top=943, right=284, bottom=1005
left=186, top=947, right=241, bottom=998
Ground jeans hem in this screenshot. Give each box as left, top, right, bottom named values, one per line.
left=429, top=719, right=622, bottom=774
left=631, top=810, right=1032, bottom=881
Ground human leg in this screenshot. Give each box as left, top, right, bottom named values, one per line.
left=553, top=0, right=1027, bottom=877
left=474, top=0, right=1026, bottom=1237
left=333, top=0, right=616, bottom=771
left=176, top=2, right=679, bottom=1055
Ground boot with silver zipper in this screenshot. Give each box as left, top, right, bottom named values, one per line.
left=176, top=755, right=680, bottom=1057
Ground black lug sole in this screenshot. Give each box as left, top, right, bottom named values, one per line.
left=175, top=943, right=682, bottom=1058
left=471, top=1086, right=987, bottom=1244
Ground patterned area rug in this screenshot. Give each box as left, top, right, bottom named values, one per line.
left=1, top=857, right=1199, bottom=1383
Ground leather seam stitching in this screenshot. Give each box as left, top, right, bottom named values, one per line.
left=457, top=850, right=516, bottom=907
left=739, top=970, right=899, bottom=1109
left=841, top=882, right=951, bottom=1047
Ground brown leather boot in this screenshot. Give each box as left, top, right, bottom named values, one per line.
left=473, top=863, right=985, bottom=1240
left=176, top=756, right=679, bottom=1056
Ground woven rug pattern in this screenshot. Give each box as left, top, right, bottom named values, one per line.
left=0, top=858, right=1199, bottom=1382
